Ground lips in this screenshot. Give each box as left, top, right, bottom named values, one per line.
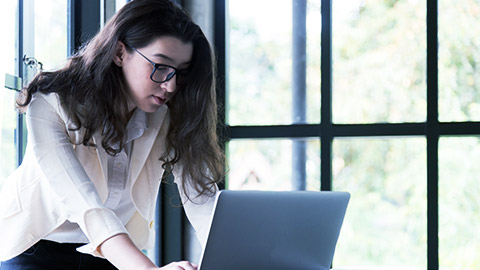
left=152, top=95, right=166, bottom=105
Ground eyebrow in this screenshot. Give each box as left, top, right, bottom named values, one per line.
left=152, top=53, right=190, bottom=67
left=152, top=53, right=174, bottom=62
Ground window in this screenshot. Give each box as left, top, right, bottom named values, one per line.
left=218, top=0, right=480, bottom=269
left=228, top=139, right=320, bottom=191
left=32, top=0, right=68, bottom=71
left=0, top=1, right=68, bottom=188
left=333, top=138, right=427, bottom=267
left=226, top=0, right=321, bottom=192
left=332, top=0, right=426, bottom=124
left=439, top=137, right=480, bottom=268
left=0, top=1, right=18, bottom=188
left=227, top=0, right=320, bottom=126
left=438, top=0, right=480, bottom=122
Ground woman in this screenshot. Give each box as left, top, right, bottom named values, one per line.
left=0, top=0, right=224, bottom=269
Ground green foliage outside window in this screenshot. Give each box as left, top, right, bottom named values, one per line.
left=228, top=0, right=480, bottom=268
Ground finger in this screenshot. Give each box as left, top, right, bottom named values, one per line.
left=163, top=262, right=185, bottom=270
left=175, top=261, right=197, bottom=270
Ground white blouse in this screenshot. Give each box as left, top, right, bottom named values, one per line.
left=45, top=109, right=148, bottom=244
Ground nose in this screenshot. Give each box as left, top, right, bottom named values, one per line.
left=161, top=77, right=177, bottom=93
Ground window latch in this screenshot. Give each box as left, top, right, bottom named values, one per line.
left=23, top=55, right=43, bottom=72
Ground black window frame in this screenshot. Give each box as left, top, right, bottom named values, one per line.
left=215, top=0, right=480, bottom=269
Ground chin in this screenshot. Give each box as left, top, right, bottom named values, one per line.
left=144, top=104, right=164, bottom=113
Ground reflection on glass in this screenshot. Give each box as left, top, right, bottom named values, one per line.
left=227, top=0, right=320, bottom=125
left=439, top=137, right=480, bottom=269
left=227, top=139, right=320, bottom=191
left=0, top=1, right=18, bottom=187
left=438, top=0, right=480, bottom=122
left=332, top=0, right=426, bottom=124
left=332, top=138, right=426, bottom=269
left=34, top=0, right=68, bottom=71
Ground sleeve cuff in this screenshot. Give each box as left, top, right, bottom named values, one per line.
left=76, top=208, right=129, bottom=256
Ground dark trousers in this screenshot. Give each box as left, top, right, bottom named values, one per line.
left=0, top=240, right=117, bottom=270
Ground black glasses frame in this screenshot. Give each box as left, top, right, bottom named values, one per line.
left=124, top=43, right=179, bottom=83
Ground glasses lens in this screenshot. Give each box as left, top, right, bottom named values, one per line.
left=152, top=65, right=176, bottom=83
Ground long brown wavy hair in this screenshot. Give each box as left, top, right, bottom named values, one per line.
left=17, top=0, right=224, bottom=198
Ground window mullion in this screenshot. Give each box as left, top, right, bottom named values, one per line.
left=321, top=0, right=332, bottom=191
left=426, top=0, right=439, bottom=268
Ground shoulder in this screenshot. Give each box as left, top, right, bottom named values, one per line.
left=32, top=91, right=59, bottom=102
left=27, top=92, right=79, bottom=135
left=29, top=92, right=62, bottom=112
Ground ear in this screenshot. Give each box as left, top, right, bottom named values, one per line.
left=113, top=41, right=126, bottom=67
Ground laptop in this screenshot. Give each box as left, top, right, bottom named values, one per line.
left=197, top=190, right=350, bottom=270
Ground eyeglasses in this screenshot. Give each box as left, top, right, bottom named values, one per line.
left=125, top=43, right=182, bottom=84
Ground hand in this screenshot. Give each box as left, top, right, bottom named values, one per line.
left=98, top=234, right=198, bottom=270
left=159, top=261, right=198, bottom=270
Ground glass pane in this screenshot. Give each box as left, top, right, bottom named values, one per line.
left=0, top=1, right=18, bottom=187
left=34, top=0, right=68, bottom=71
left=438, top=0, right=480, bottom=122
left=116, top=0, right=127, bottom=11
left=227, top=0, right=321, bottom=125
left=332, top=138, right=427, bottom=269
left=439, top=137, right=480, bottom=269
left=332, top=0, right=426, bottom=124
left=227, top=139, right=320, bottom=191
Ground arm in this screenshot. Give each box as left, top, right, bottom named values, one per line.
left=98, top=234, right=158, bottom=270
left=98, top=234, right=197, bottom=270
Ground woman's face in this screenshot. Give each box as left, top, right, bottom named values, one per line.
left=117, top=36, right=193, bottom=113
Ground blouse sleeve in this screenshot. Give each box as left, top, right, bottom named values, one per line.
left=26, top=93, right=127, bottom=255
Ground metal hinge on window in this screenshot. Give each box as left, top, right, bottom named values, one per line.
left=5, top=73, right=22, bottom=92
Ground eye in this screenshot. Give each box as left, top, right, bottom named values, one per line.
left=152, top=65, right=177, bottom=83
left=156, top=66, right=170, bottom=72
